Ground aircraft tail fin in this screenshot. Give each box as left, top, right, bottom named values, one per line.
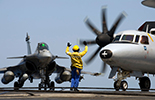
left=26, top=33, right=32, bottom=54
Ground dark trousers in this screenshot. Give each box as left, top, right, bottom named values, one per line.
left=71, top=67, right=81, bottom=88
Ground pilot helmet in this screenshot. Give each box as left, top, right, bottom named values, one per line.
left=72, top=45, right=80, bottom=52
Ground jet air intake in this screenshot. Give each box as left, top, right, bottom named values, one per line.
left=25, top=61, right=36, bottom=74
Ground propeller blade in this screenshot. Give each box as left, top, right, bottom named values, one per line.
left=84, top=17, right=102, bottom=36
left=55, top=56, right=69, bottom=59
left=108, top=12, right=127, bottom=37
left=79, top=40, right=96, bottom=46
left=102, top=6, right=108, bottom=34
left=81, top=71, right=101, bottom=76
left=86, top=40, right=96, bottom=45
left=85, top=46, right=102, bottom=64
left=100, top=62, right=107, bottom=75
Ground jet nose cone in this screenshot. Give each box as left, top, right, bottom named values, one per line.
left=39, top=50, right=52, bottom=58
left=100, top=49, right=112, bottom=59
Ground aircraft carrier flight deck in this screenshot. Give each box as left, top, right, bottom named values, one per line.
left=0, top=87, right=155, bottom=100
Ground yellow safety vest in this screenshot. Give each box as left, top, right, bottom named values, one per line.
left=65, top=46, right=88, bottom=69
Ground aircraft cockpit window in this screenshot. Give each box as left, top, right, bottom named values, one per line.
left=38, top=43, right=49, bottom=50
left=135, top=35, right=140, bottom=43
left=113, top=35, right=121, bottom=42
left=140, top=36, right=149, bottom=44
left=151, top=31, right=155, bottom=35
left=122, top=35, right=134, bottom=42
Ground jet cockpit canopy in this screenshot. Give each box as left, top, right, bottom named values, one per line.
left=37, top=42, right=49, bottom=50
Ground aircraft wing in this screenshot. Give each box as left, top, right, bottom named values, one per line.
left=7, top=54, right=36, bottom=59
left=54, top=65, right=101, bottom=76
left=64, top=67, right=101, bottom=76
left=53, top=65, right=65, bottom=73
left=0, top=64, right=24, bottom=78
left=0, top=67, right=7, bottom=73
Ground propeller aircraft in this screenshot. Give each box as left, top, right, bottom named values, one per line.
left=0, top=33, right=100, bottom=90
left=81, top=6, right=155, bottom=91
left=80, top=6, right=126, bottom=73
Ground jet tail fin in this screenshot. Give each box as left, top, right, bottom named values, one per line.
left=26, top=33, right=32, bottom=54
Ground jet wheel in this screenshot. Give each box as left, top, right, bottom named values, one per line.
left=121, top=80, right=128, bottom=91
left=38, top=83, right=43, bottom=90
left=114, top=81, right=120, bottom=91
left=50, top=81, right=55, bottom=91
left=44, top=84, right=47, bottom=90
left=14, top=81, right=19, bottom=90
left=139, top=77, right=151, bottom=91
left=38, top=83, right=49, bottom=90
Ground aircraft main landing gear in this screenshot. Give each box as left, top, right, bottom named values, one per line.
left=139, top=77, right=151, bottom=91
left=14, top=73, right=28, bottom=90
left=50, top=81, right=55, bottom=91
left=14, top=81, right=24, bottom=90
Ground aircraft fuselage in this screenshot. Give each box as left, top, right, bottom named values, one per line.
left=100, top=30, right=155, bottom=74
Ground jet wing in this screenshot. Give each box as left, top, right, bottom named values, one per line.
left=0, top=67, right=7, bottom=73
left=64, top=67, right=101, bottom=76
left=0, top=64, right=24, bottom=78
left=7, top=54, right=37, bottom=60
left=53, top=65, right=65, bottom=73
left=54, top=65, right=101, bottom=76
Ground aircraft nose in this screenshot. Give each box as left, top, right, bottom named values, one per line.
left=100, top=49, right=112, bottom=59
left=39, top=50, right=52, bottom=58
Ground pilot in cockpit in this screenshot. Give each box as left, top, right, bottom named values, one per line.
left=37, top=42, right=49, bottom=51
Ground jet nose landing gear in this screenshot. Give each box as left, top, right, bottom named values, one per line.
left=38, top=81, right=55, bottom=91
left=113, top=70, right=130, bottom=91
left=121, top=81, right=128, bottom=91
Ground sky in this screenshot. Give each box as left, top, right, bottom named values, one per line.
left=0, top=0, right=155, bottom=89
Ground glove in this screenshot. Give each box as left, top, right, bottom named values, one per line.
left=76, top=69, right=79, bottom=75
left=67, top=42, right=71, bottom=47
left=83, top=41, right=87, bottom=46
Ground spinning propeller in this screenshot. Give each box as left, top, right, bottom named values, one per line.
left=81, top=6, right=126, bottom=74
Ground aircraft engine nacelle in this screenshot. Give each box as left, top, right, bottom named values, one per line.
left=1, top=71, right=15, bottom=84
left=55, top=71, right=71, bottom=84
left=25, top=61, right=36, bottom=74
left=47, top=61, right=56, bottom=74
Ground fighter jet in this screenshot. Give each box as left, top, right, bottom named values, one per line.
left=0, top=33, right=99, bottom=90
